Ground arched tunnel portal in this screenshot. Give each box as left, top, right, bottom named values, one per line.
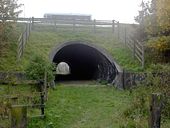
left=49, top=41, right=122, bottom=85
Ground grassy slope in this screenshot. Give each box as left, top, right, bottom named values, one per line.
left=0, top=23, right=169, bottom=72
left=0, top=23, right=25, bottom=71
left=20, top=24, right=141, bottom=72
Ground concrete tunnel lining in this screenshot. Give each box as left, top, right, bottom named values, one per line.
left=49, top=41, right=122, bottom=84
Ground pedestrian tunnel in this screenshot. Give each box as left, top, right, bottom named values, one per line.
left=49, top=41, right=122, bottom=84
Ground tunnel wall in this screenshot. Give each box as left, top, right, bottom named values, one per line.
left=49, top=41, right=123, bottom=88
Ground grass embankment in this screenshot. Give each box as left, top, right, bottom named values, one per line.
left=0, top=23, right=25, bottom=71
left=0, top=23, right=169, bottom=72
left=0, top=24, right=141, bottom=72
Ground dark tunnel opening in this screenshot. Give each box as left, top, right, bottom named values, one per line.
left=51, top=42, right=118, bottom=83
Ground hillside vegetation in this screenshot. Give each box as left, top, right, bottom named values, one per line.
left=0, top=24, right=142, bottom=72
left=0, top=23, right=25, bottom=71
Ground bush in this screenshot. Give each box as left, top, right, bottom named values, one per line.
left=123, top=73, right=170, bottom=125
left=25, top=54, right=55, bottom=82
left=146, top=36, right=170, bottom=63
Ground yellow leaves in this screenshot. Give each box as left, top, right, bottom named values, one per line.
left=156, top=42, right=168, bottom=52
left=156, top=0, right=170, bottom=32
left=147, top=36, right=170, bottom=52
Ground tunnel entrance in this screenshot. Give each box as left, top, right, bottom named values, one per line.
left=49, top=41, right=119, bottom=83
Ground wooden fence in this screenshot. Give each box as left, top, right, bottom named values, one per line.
left=2, top=17, right=143, bottom=65
left=17, top=18, right=32, bottom=60
left=0, top=92, right=45, bottom=128
left=149, top=93, right=163, bottom=128
left=14, top=17, right=119, bottom=33
left=0, top=75, right=48, bottom=128
left=126, top=36, right=145, bottom=68
left=12, top=17, right=120, bottom=60
left=118, top=24, right=145, bottom=68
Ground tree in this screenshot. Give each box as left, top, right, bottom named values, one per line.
left=135, top=0, right=170, bottom=62
left=156, top=0, right=170, bottom=36
left=0, top=0, right=23, bottom=41
left=0, top=0, right=23, bottom=22
left=134, top=0, right=150, bottom=40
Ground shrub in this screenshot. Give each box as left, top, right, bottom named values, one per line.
left=123, top=73, right=170, bottom=125
left=146, top=36, right=170, bottom=63
left=25, top=54, right=55, bottom=82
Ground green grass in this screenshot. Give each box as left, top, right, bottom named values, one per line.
left=28, top=84, right=133, bottom=128
left=0, top=83, right=169, bottom=128
left=0, top=23, right=169, bottom=72
left=18, top=24, right=140, bottom=72
left=27, top=84, right=170, bottom=128
left=0, top=23, right=142, bottom=71
left=0, top=23, right=25, bottom=71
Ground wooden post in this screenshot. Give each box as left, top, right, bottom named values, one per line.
left=54, top=21, right=57, bottom=31
left=31, top=17, right=34, bottom=30
left=117, top=21, right=120, bottom=40
left=112, top=20, right=115, bottom=33
left=142, top=44, right=145, bottom=69
left=133, top=40, right=136, bottom=59
left=40, top=93, right=45, bottom=116
left=149, top=93, right=163, bottom=128
left=93, top=19, right=96, bottom=33
left=11, top=96, right=18, bottom=105
left=25, top=24, right=28, bottom=42
left=21, top=33, right=24, bottom=57
left=124, top=26, right=127, bottom=46
left=73, top=19, right=75, bottom=32
left=44, top=71, right=47, bottom=101
left=29, top=18, right=32, bottom=32
left=11, top=106, right=27, bottom=128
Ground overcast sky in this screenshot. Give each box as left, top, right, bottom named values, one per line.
left=18, top=0, right=145, bottom=23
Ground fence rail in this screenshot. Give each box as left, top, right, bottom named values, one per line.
left=119, top=24, right=145, bottom=68
left=17, top=19, right=32, bottom=60
left=0, top=91, right=45, bottom=127
left=12, top=17, right=120, bottom=60
left=1, top=17, right=142, bottom=65
left=127, top=37, right=145, bottom=68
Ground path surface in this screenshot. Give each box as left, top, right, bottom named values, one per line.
left=28, top=83, right=134, bottom=128
left=57, top=80, right=98, bottom=86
